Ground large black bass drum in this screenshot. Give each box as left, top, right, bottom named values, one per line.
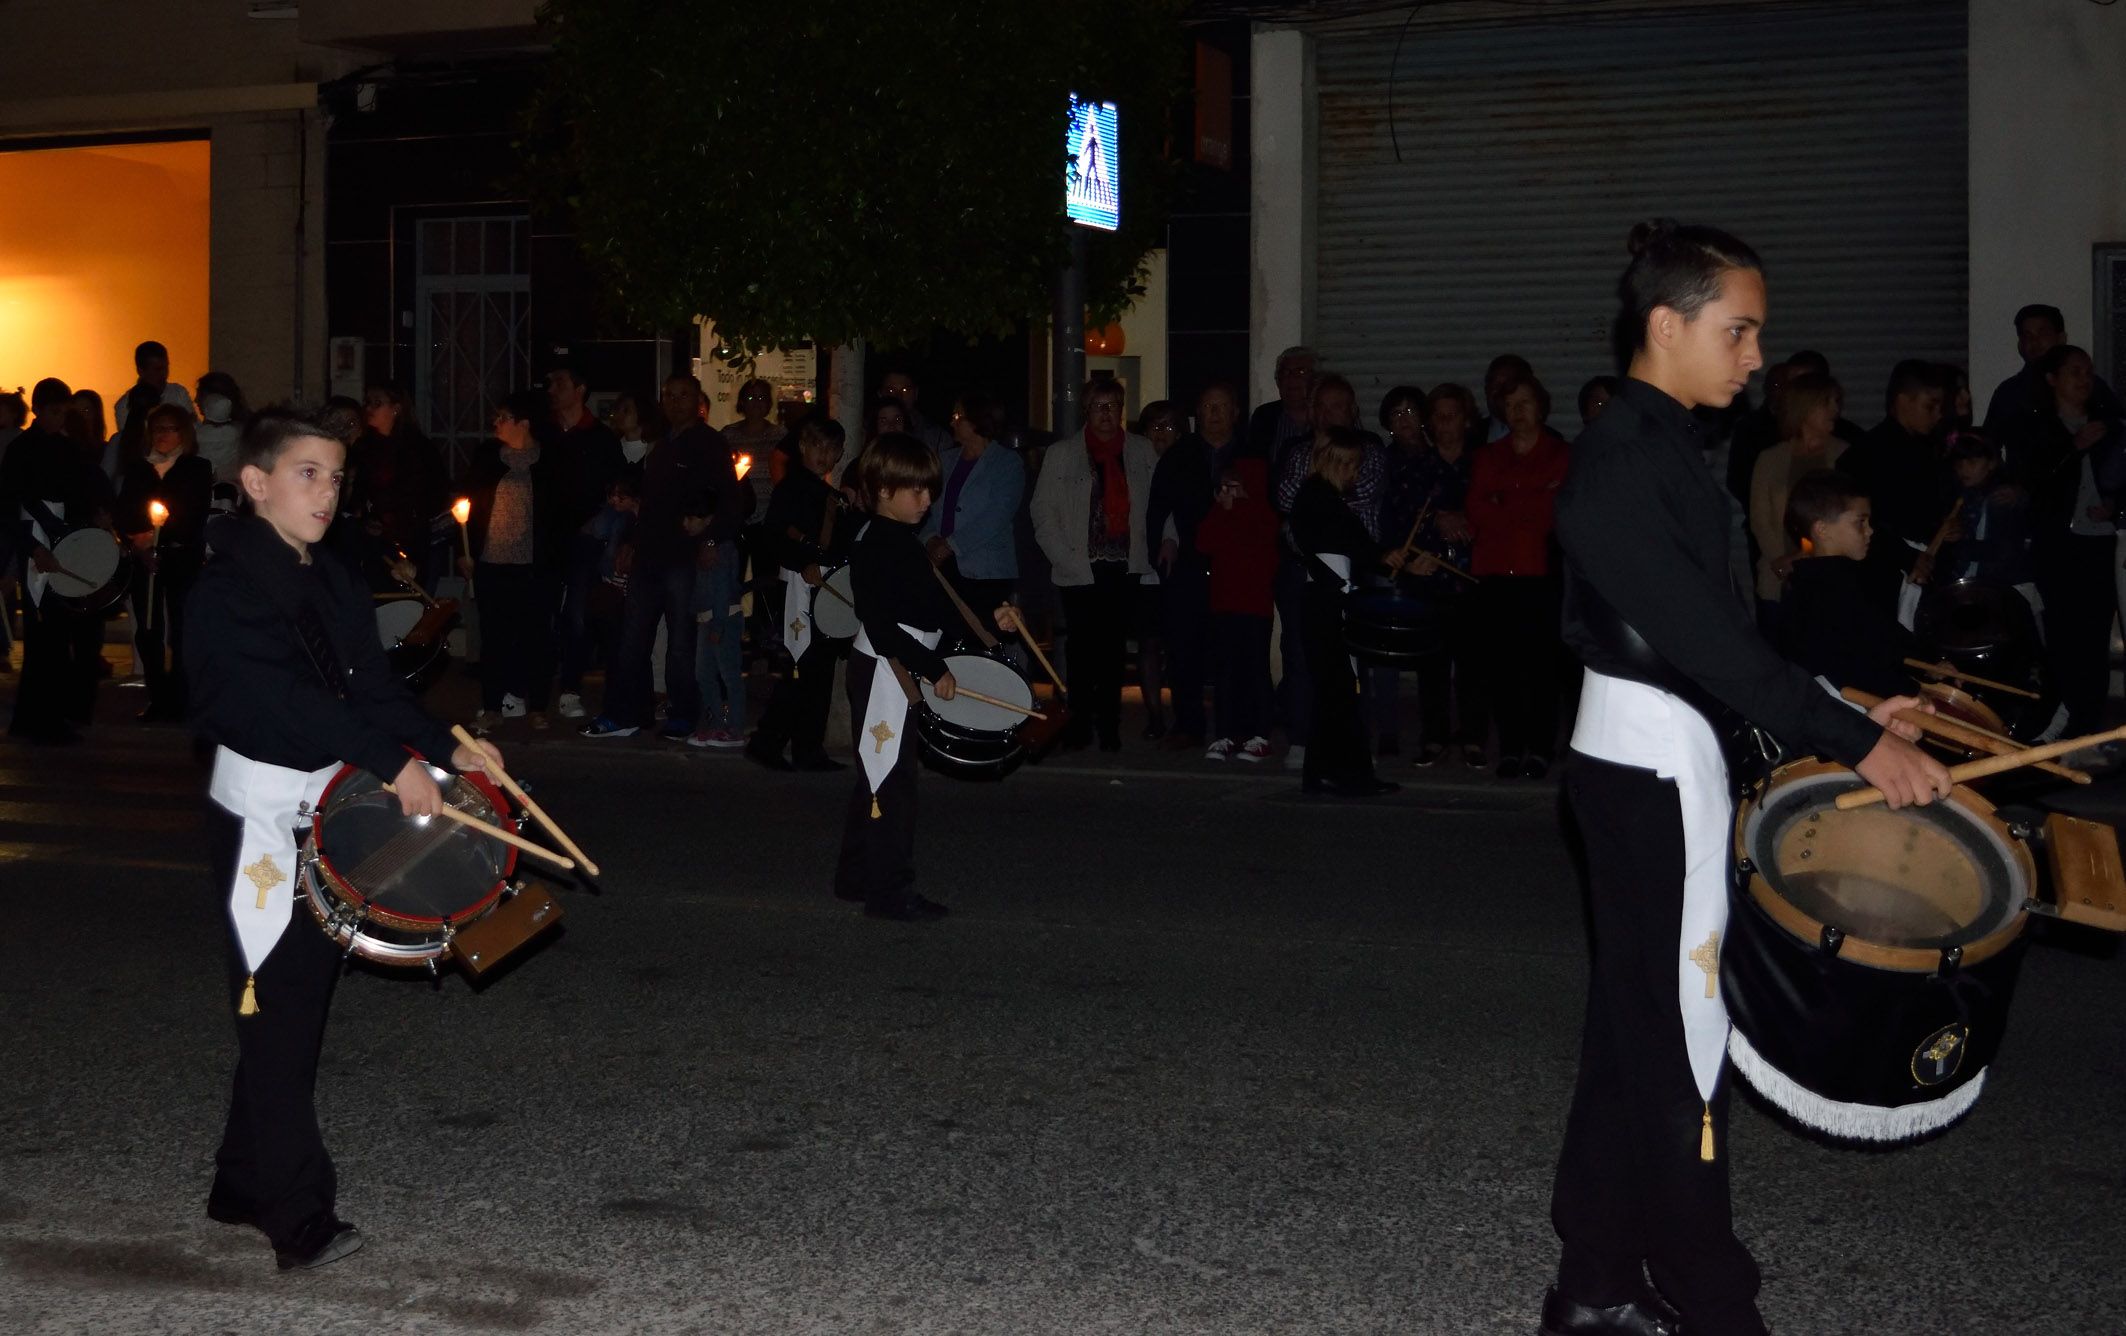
left=1913, top=577, right=2054, bottom=739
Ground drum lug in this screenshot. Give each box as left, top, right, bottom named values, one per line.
left=425, top=956, right=442, bottom=989
left=1936, top=945, right=1964, bottom=979
left=1818, top=924, right=1844, bottom=957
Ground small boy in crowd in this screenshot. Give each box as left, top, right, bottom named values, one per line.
left=1939, top=430, right=2036, bottom=595
left=1777, top=468, right=1915, bottom=699
left=748, top=418, right=851, bottom=771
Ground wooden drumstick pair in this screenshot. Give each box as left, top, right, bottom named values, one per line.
left=1903, top=657, right=2041, bottom=701
left=379, top=783, right=576, bottom=872
left=451, top=725, right=602, bottom=876
left=1841, top=687, right=2088, bottom=784
left=1836, top=723, right=2126, bottom=810
left=1001, top=605, right=1069, bottom=698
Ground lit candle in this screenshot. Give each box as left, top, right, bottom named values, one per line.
left=733, top=452, right=753, bottom=482
left=452, top=497, right=475, bottom=598
left=146, top=501, right=169, bottom=627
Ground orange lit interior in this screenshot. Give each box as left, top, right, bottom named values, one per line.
left=0, top=139, right=210, bottom=410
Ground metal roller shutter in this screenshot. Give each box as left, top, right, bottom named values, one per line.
left=1313, top=1, right=1968, bottom=433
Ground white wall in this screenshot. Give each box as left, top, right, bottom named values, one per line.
left=1250, top=27, right=1314, bottom=411
left=1969, top=0, right=2126, bottom=397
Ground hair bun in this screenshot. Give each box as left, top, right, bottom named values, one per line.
left=1627, top=218, right=1678, bottom=258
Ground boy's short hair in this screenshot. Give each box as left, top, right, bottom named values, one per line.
left=239, top=406, right=344, bottom=475
left=30, top=378, right=72, bottom=414
left=1783, top=468, right=1867, bottom=546
left=799, top=416, right=847, bottom=456
left=856, top=430, right=942, bottom=503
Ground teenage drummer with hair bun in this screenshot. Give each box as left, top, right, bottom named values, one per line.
left=747, top=416, right=852, bottom=773
left=1541, top=220, right=1952, bottom=1336
left=833, top=430, right=1014, bottom=922
left=184, top=407, right=502, bottom=1272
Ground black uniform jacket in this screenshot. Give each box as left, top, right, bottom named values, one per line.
left=1557, top=378, right=1882, bottom=767
left=187, top=513, right=459, bottom=783
left=848, top=514, right=955, bottom=682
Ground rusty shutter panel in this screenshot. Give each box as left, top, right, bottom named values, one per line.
left=1312, top=0, right=1967, bottom=434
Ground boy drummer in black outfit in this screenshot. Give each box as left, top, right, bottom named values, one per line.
left=185, top=409, right=501, bottom=1270
left=833, top=432, right=1016, bottom=921
left=748, top=417, right=852, bottom=772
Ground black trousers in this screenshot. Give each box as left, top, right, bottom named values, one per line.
left=2040, top=533, right=2116, bottom=736
left=1059, top=561, right=1134, bottom=740
left=1212, top=611, right=1273, bottom=743
left=1273, top=557, right=1313, bottom=746
left=835, top=652, right=920, bottom=908
left=1554, top=757, right=1764, bottom=1333
left=603, top=562, right=699, bottom=728
left=1300, top=584, right=1374, bottom=785
left=755, top=637, right=844, bottom=761
left=131, top=549, right=200, bottom=717
left=475, top=561, right=560, bottom=711
left=556, top=533, right=605, bottom=694
left=1160, top=566, right=1211, bottom=738
left=206, top=801, right=343, bottom=1252
left=1475, top=575, right=1562, bottom=760
left=1416, top=594, right=1480, bottom=747
left=10, top=594, right=97, bottom=739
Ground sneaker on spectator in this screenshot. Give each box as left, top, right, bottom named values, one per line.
left=1204, top=737, right=1235, bottom=762
left=1238, top=737, right=1272, bottom=763
left=689, top=727, right=746, bottom=751
left=1413, top=742, right=1446, bottom=768
left=1283, top=743, right=1306, bottom=771
left=580, top=716, right=638, bottom=739
left=557, top=693, right=586, bottom=720
left=659, top=718, right=694, bottom=742
left=500, top=694, right=527, bottom=720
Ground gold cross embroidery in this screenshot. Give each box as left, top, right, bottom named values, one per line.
left=868, top=719, right=897, bottom=754
left=1689, top=931, right=1721, bottom=998
left=789, top=615, right=806, bottom=640
left=243, top=854, right=286, bottom=910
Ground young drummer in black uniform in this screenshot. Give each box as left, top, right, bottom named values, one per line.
left=1542, top=221, right=1951, bottom=1336
left=747, top=417, right=851, bottom=772
left=1288, top=427, right=1402, bottom=797
left=834, top=431, right=1015, bottom=921
left=1, top=378, right=113, bottom=743
left=185, top=408, right=502, bottom=1270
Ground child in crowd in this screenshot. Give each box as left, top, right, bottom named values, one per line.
left=1777, top=469, right=1915, bottom=699
left=748, top=418, right=851, bottom=772
left=584, top=473, right=640, bottom=680
left=1288, top=428, right=1402, bottom=798
left=1939, top=430, right=2036, bottom=597
left=1195, top=431, right=1278, bottom=763
left=834, top=431, right=1017, bottom=921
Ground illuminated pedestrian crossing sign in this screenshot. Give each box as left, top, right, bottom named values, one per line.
left=1067, top=95, right=1120, bottom=232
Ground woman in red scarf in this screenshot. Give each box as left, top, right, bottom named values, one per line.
left=1031, top=379, right=1158, bottom=750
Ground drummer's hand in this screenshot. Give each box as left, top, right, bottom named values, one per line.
left=932, top=671, right=958, bottom=701
left=27, top=546, right=56, bottom=574
left=1382, top=549, right=1408, bottom=572
left=1866, top=693, right=1934, bottom=743
left=1855, top=733, right=1953, bottom=809
left=389, top=558, right=419, bottom=586
left=1909, top=554, right=1934, bottom=586
left=393, top=758, right=446, bottom=818
left=451, top=739, right=502, bottom=775
left=1407, top=551, right=1439, bottom=577
left=993, top=605, right=1021, bottom=635
left=802, top=563, right=823, bottom=587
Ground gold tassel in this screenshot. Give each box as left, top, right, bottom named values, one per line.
left=870, top=795, right=881, bottom=819
left=1699, top=1103, right=1714, bottom=1162
left=238, top=974, right=259, bottom=1016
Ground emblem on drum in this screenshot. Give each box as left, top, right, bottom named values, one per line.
left=242, top=854, right=286, bottom=909
left=1911, top=1023, right=1969, bottom=1086
left=869, top=720, right=897, bottom=753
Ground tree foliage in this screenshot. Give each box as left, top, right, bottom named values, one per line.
left=529, top=0, right=1190, bottom=355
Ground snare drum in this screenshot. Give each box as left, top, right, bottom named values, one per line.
left=300, top=762, right=559, bottom=973
left=916, top=652, right=1034, bottom=779
left=810, top=564, right=861, bottom=641
left=1343, top=588, right=1443, bottom=666
left=376, top=597, right=458, bottom=692
left=42, top=528, right=133, bottom=614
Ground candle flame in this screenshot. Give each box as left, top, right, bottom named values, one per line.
left=147, top=501, right=169, bottom=526
left=734, top=452, right=753, bottom=481
left=451, top=497, right=472, bottom=524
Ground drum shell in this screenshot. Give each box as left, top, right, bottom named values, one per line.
left=915, top=648, right=1029, bottom=780
left=44, top=530, right=134, bottom=614
left=1722, top=886, right=2027, bottom=1114
left=1343, top=589, right=1444, bottom=667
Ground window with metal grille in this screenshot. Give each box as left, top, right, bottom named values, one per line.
left=414, top=215, right=532, bottom=476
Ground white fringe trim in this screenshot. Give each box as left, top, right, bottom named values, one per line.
left=1728, top=1027, right=1986, bottom=1143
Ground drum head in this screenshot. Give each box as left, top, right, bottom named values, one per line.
left=923, top=654, right=1032, bottom=731
left=1916, top=579, right=2036, bottom=659
left=47, top=530, right=122, bottom=599
left=1743, top=770, right=2024, bottom=951
left=812, top=566, right=861, bottom=640
left=314, top=767, right=513, bottom=925
left=376, top=599, right=426, bottom=648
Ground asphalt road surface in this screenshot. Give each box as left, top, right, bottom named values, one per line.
left=2, top=688, right=2123, bottom=1334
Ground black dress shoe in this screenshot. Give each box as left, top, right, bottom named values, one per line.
left=1497, top=755, right=1526, bottom=780
left=275, top=1215, right=363, bottom=1271
left=865, top=896, right=949, bottom=922
left=1098, top=732, right=1123, bottom=753
left=745, top=738, right=796, bottom=771
left=793, top=753, right=846, bottom=773
left=205, top=1184, right=257, bottom=1228
left=1524, top=754, right=1552, bottom=781
left=1539, top=1286, right=1678, bottom=1336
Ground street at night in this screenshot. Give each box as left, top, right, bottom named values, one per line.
left=3, top=685, right=2122, bottom=1334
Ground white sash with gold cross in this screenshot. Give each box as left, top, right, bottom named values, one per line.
left=209, top=747, right=338, bottom=1014
left=782, top=566, right=816, bottom=665
left=852, top=623, right=941, bottom=807
left=1570, top=671, right=1732, bottom=1119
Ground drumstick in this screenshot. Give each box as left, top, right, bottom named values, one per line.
left=1839, top=687, right=2088, bottom=784
left=940, top=686, right=1047, bottom=720
left=1005, top=607, right=1069, bottom=697
left=1902, top=658, right=2042, bottom=700
left=1834, top=723, right=2126, bottom=810
left=452, top=724, right=601, bottom=877
left=1400, top=550, right=1479, bottom=584
left=817, top=579, right=855, bottom=610
left=379, top=783, right=576, bottom=870
left=1908, top=498, right=1963, bottom=585
left=1396, top=496, right=1434, bottom=560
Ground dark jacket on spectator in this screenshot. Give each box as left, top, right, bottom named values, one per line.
left=635, top=421, right=743, bottom=569
left=1146, top=433, right=1217, bottom=578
